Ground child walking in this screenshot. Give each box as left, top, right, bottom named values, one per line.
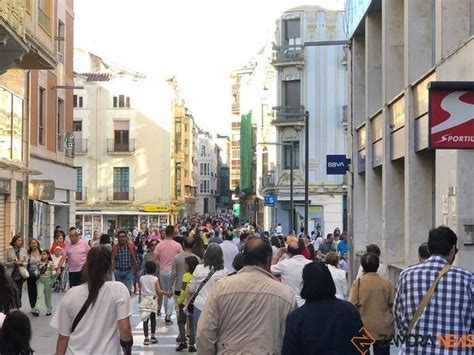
left=176, top=255, right=200, bottom=352
left=139, top=261, right=172, bottom=346
left=35, top=250, right=56, bottom=316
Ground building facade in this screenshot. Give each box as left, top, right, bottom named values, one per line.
left=28, top=0, right=76, bottom=246
left=271, top=6, right=347, bottom=235
left=73, top=50, right=171, bottom=237
left=169, top=78, right=199, bottom=221
left=196, top=131, right=219, bottom=214
left=345, top=0, right=474, bottom=276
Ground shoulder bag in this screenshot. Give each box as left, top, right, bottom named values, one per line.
left=185, top=268, right=216, bottom=314
left=406, top=263, right=451, bottom=336
left=71, top=298, right=92, bottom=333
left=15, top=252, right=29, bottom=279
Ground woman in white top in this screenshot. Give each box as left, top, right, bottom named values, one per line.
left=187, top=244, right=227, bottom=344
left=325, top=252, right=349, bottom=300
left=51, top=246, right=133, bottom=355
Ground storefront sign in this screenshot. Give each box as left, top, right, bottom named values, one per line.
left=143, top=204, right=170, bottom=213
left=429, top=82, right=474, bottom=149
left=264, top=195, right=277, bottom=206
left=29, top=180, right=55, bottom=200
left=327, top=155, right=349, bottom=175
left=65, top=133, right=75, bottom=157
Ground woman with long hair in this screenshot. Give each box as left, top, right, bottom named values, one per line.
left=51, top=246, right=134, bottom=355
left=4, top=235, right=28, bottom=302
left=187, top=244, right=227, bottom=348
left=282, top=262, right=363, bottom=354
left=191, top=230, right=205, bottom=259
left=0, top=310, right=34, bottom=354
left=0, top=263, right=21, bottom=314
left=27, top=239, right=41, bottom=316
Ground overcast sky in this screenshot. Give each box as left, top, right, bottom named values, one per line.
left=74, top=0, right=344, bottom=135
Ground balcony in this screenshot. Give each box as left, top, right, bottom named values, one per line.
left=107, top=139, right=135, bottom=154
left=271, top=45, right=304, bottom=68
left=107, top=187, right=135, bottom=202
left=0, top=0, right=28, bottom=72
left=76, top=188, right=87, bottom=201
left=232, top=103, right=240, bottom=115
left=272, top=106, right=306, bottom=127
left=74, top=139, right=88, bottom=155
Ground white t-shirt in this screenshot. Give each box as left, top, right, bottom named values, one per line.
left=276, top=225, right=283, bottom=234
left=271, top=255, right=312, bottom=307
left=327, top=264, right=349, bottom=300
left=50, top=281, right=131, bottom=355
left=140, top=274, right=158, bottom=297
left=313, top=236, right=323, bottom=250
left=188, top=265, right=227, bottom=311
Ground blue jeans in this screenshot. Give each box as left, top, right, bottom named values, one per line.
left=114, top=269, right=133, bottom=292
left=193, top=307, right=201, bottom=341
left=159, top=271, right=172, bottom=316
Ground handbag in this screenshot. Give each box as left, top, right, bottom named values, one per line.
left=406, top=263, right=451, bottom=336
left=18, top=266, right=30, bottom=279
left=186, top=268, right=216, bottom=314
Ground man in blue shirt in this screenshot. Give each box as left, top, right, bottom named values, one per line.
left=337, top=232, right=348, bottom=256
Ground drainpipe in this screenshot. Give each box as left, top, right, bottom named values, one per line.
left=25, top=70, right=31, bottom=238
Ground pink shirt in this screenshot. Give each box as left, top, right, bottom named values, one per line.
left=154, top=239, right=182, bottom=272
left=65, top=239, right=90, bottom=272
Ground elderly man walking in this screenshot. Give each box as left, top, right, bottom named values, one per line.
left=197, top=237, right=296, bottom=354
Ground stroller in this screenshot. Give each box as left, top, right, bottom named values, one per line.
left=53, top=265, right=69, bottom=292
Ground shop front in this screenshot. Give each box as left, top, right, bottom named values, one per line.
left=75, top=211, right=170, bottom=238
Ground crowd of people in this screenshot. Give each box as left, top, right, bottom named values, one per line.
left=0, top=215, right=472, bottom=355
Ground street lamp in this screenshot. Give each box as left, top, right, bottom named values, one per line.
left=259, top=141, right=294, bottom=233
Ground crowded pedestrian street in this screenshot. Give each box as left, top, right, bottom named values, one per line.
left=1, top=0, right=474, bottom=354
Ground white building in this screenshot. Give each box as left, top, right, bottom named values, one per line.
left=345, top=0, right=474, bottom=276
left=196, top=131, right=220, bottom=214
left=270, top=6, right=347, bottom=235
left=73, top=49, right=172, bottom=237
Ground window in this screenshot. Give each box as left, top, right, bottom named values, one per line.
left=283, top=142, right=300, bottom=169
left=0, top=88, right=23, bottom=161
left=38, top=0, right=51, bottom=33
left=57, top=98, right=64, bottom=151
left=76, top=167, right=83, bottom=200
left=284, top=80, right=300, bottom=107
left=113, top=167, right=130, bottom=200
left=200, top=163, right=210, bottom=176
left=38, top=87, right=46, bottom=146
left=175, top=163, right=181, bottom=198
left=175, top=121, right=181, bottom=153
left=113, top=95, right=130, bottom=108
left=73, top=95, right=83, bottom=108
left=113, top=121, right=130, bottom=152
left=200, top=145, right=206, bottom=157
left=200, top=180, right=210, bottom=194
left=284, top=19, right=301, bottom=45
left=73, top=120, right=82, bottom=132
left=57, top=21, right=65, bottom=60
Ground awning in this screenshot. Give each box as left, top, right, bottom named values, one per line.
left=38, top=200, right=70, bottom=207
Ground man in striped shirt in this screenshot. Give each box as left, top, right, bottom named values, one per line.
left=394, top=226, right=473, bottom=354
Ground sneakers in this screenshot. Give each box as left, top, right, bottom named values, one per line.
left=150, top=337, right=158, bottom=344
left=188, top=345, right=197, bottom=352
left=165, top=318, right=174, bottom=325
left=143, top=338, right=150, bottom=346
left=175, top=343, right=188, bottom=352
left=32, top=310, right=40, bottom=317
left=45, top=311, right=52, bottom=316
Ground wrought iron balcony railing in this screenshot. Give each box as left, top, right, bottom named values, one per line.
left=106, top=187, right=135, bottom=202
left=107, top=139, right=135, bottom=153
left=272, top=106, right=306, bottom=127
left=74, top=139, right=88, bottom=154
left=272, top=45, right=304, bottom=66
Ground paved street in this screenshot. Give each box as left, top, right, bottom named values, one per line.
left=24, top=291, right=181, bottom=355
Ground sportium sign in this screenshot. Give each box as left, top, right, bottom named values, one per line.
left=429, top=82, right=474, bottom=149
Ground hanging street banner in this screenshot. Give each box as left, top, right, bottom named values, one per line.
left=429, top=82, right=474, bottom=149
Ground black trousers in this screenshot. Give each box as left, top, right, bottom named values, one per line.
left=143, top=312, right=156, bottom=338
left=27, top=274, right=38, bottom=309
left=373, top=340, right=391, bottom=355
left=14, top=278, right=24, bottom=306
left=69, top=271, right=83, bottom=288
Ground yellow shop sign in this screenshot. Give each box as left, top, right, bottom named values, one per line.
left=143, top=205, right=170, bottom=213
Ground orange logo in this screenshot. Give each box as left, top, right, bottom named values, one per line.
left=351, top=327, right=376, bottom=354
